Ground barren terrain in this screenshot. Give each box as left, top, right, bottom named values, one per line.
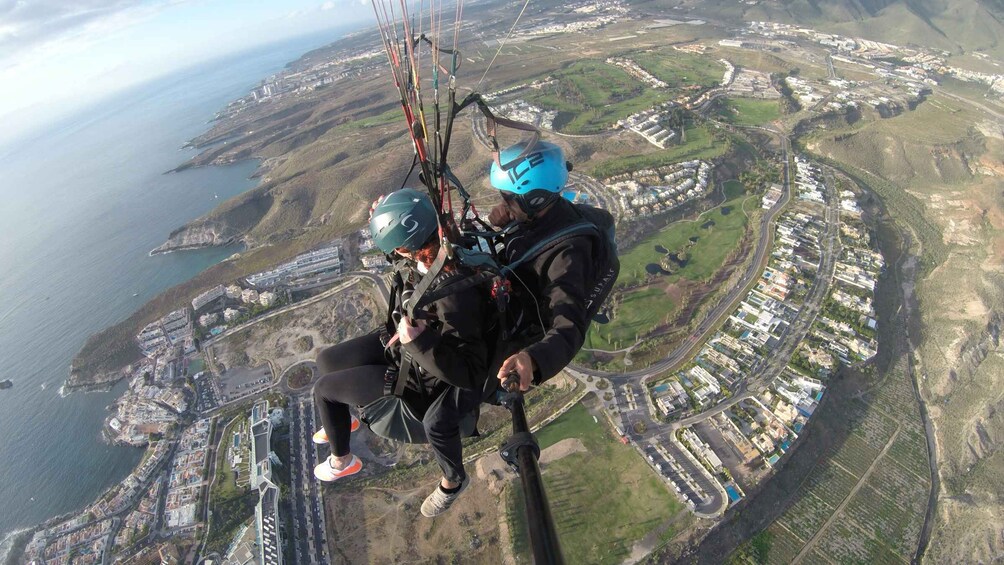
left=209, top=282, right=379, bottom=376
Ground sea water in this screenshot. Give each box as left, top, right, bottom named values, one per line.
left=0, top=27, right=358, bottom=542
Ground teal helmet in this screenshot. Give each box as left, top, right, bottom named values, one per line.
left=490, top=141, right=570, bottom=217
left=369, top=188, right=439, bottom=254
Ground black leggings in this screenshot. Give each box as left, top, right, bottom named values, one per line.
left=313, top=333, right=387, bottom=457
left=312, top=332, right=468, bottom=483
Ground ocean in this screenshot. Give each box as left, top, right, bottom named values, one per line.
left=0, top=27, right=360, bottom=544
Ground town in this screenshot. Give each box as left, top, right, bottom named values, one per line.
left=18, top=4, right=979, bottom=562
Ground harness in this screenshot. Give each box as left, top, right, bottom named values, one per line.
left=408, top=205, right=614, bottom=334
left=384, top=261, right=486, bottom=402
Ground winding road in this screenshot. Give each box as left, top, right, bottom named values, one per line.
left=565, top=128, right=843, bottom=516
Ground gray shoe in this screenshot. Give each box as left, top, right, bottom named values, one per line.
left=420, top=476, right=470, bottom=518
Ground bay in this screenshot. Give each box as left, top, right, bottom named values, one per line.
left=0, top=26, right=359, bottom=541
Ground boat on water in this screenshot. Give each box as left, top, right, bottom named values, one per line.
left=0, top=379, right=13, bottom=390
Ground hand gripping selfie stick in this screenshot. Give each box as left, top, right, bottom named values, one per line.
left=499, top=373, right=565, bottom=565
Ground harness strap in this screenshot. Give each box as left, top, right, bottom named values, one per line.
left=411, top=270, right=496, bottom=311
left=395, top=351, right=412, bottom=397
left=502, top=221, right=599, bottom=275
left=404, top=242, right=450, bottom=319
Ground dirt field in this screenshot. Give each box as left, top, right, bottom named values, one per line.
left=209, top=282, right=380, bottom=376
left=321, top=437, right=589, bottom=564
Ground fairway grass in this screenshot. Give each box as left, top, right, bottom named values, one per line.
left=718, top=97, right=782, bottom=126
left=591, top=287, right=672, bottom=347
left=510, top=402, right=685, bottom=565
left=619, top=195, right=753, bottom=287
left=524, top=59, right=672, bottom=134
left=589, top=195, right=753, bottom=348
left=723, top=179, right=745, bottom=199
left=591, top=124, right=727, bottom=178
left=632, top=50, right=723, bottom=92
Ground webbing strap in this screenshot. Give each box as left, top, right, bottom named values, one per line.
left=455, top=92, right=540, bottom=169
left=394, top=352, right=411, bottom=397
left=405, top=242, right=451, bottom=319
left=412, top=270, right=496, bottom=311
left=502, top=222, right=599, bottom=275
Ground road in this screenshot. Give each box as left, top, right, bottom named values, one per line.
left=288, top=397, right=328, bottom=565
left=188, top=274, right=381, bottom=563
left=566, top=129, right=794, bottom=514
left=578, top=131, right=793, bottom=381
left=566, top=126, right=846, bottom=516
left=194, top=416, right=227, bottom=556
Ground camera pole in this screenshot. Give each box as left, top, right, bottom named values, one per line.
left=499, top=374, right=564, bottom=565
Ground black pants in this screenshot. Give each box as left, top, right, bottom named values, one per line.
left=312, top=332, right=468, bottom=483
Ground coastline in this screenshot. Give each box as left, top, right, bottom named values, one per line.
left=1, top=527, right=34, bottom=565
left=1, top=29, right=365, bottom=560
left=63, top=371, right=124, bottom=394
left=1, top=437, right=150, bottom=564
left=149, top=236, right=239, bottom=256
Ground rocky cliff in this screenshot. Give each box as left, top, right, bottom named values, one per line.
left=151, top=224, right=238, bottom=254
left=151, top=183, right=275, bottom=254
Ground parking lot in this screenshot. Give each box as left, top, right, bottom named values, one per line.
left=193, top=373, right=221, bottom=413
left=217, top=365, right=273, bottom=404
left=643, top=441, right=709, bottom=510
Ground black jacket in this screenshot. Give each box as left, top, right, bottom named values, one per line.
left=503, top=199, right=602, bottom=383
left=387, top=264, right=493, bottom=398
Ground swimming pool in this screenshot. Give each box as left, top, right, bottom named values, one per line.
left=725, top=485, right=741, bottom=503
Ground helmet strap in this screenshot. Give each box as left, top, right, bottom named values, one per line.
left=515, top=191, right=559, bottom=220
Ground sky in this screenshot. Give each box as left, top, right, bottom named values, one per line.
left=0, top=0, right=373, bottom=145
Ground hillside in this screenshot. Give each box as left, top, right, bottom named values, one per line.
left=806, top=93, right=1004, bottom=563
left=68, top=3, right=1004, bottom=561
left=659, top=0, right=1004, bottom=56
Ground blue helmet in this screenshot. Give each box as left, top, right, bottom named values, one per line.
left=490, top=141, right=570, bottom=217
left=369, top=188, right=439, bottom=254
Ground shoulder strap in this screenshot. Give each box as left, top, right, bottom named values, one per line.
left=411, top=270, right=496, bottom=311
left=502, top=221, right=599, bottom=275
left=386, top=266, right=405, bottom=326
left=404, top=244, right=450, bottom=319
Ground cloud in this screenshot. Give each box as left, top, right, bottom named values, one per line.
left=0, top=0, right=183, bottom=62
left=320, top=1, right=335, bottom=10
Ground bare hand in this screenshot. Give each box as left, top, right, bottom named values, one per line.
left=487, top=201, right=514, bottom=227
left=496, top=351, right=535, bottom=391
left=397, top=316, right=426, bottom=344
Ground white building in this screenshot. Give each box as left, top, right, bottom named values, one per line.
left=259, top=291, right=277, bottom=308
left=198, top=313, right=219, bottom=327
left=192, top=285, right=225, bottom=311
left=226, top=284, right=243, bottom=299
left=241, top=288, right=260, bottom=304
left=361, top=254, right=389, bottom=270
left=224, top=308, right=241, bottom=322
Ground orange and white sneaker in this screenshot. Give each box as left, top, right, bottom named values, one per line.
left=312, top=416, right=360, bottom=445
left=314, top=454, right=362, bottom=482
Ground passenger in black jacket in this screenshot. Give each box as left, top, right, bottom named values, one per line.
left=311, top=188, right=491, bottom=518
left=487, top=141, right=613, bottom=390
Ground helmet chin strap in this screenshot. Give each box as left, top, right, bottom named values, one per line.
left=515, top=192, right=558, bottom=220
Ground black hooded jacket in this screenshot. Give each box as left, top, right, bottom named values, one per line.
left=387, top=263, right=494, bottom=399
left=502, top=199, right=606, bottom=383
